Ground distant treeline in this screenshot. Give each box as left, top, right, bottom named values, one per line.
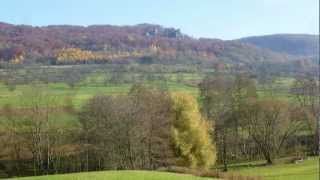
left=0, top=22, right=317, bottom=77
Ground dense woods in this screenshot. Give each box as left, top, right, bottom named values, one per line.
left=0, top=22, right=219, bottom=64
left=0, top=22, right=318, bottom=77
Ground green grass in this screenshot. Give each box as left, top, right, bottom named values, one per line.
left=0, top=71, right=295, bottom=108
left=230, top=157, right=319, bottom=180
left=9, top=171, right=214, bottom=180
left=8, top=158, right=318, bottom=180
left=0, top=80, right=199, bottom=108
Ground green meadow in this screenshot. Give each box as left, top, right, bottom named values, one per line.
left=230, top=157, right=319, bottom=180
left=8, top=171, right=214, bottom=180
left=0, top=71, right=295, bottom=108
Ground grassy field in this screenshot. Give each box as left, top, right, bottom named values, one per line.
left=0, top=72, right=295, bottom=108
left=7, top=158, right=319, bottom=180
left=8, top=171, right=214, bottom=180
left=0, top=82, right=199, bottom=107
left=0, top=72, right=201, bottom=108
left=230, top=157, right=319, bottom=180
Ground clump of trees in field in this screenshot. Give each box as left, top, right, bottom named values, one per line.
left=243, top=100, right=304, bottom=164
left=78, top=87, right=215, bottom=170
left=0, top=83, right=215, bottom=177
left=199, top=73, right=318, bottom=170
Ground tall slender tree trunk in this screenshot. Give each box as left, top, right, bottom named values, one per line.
left=222, top=131, right=228, bottom=172
left=262, top=150, right=273, bottom=165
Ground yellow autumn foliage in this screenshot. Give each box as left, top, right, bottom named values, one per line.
left=171, top=92, right=216, bottom=169
left=56, top=48, right=147, bottom=63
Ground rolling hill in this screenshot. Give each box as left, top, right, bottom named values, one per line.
left=238, top=34, right=319, bottom=57
left=0, top=22, right=317, bottom=76
left=0, top=22, right=294, bottom=65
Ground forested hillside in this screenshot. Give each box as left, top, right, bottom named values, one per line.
left=0, top=22, right=308, bottom=68
left=239, top=34, right=319, bottom=57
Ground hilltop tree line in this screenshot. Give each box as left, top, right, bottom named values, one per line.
left=0, top=22, right=222, bottom=64
left=1, top=22, right=315, bottom=77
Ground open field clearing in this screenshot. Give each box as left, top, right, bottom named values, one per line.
left=0, top=73, right=294, bottom=108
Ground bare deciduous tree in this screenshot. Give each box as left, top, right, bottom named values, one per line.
left=244, top=100, right=304, bottom=164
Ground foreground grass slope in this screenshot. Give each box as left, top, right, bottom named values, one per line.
left=10, top=171, right=214, bottom=180
left=231, top=157, right=319, bottom=180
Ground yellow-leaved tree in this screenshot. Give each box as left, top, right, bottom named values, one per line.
left=171, top=92, right=216, bottom=169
